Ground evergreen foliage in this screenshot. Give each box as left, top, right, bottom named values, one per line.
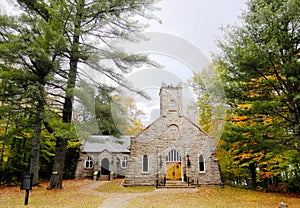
left=0, top=0, right=158, bottom=187
left=215, top=0, right=300, bottom=192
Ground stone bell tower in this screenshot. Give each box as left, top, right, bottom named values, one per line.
left=159, top=82, right=183, bottom=117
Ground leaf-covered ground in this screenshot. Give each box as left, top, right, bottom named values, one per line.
left=1, top=179, right=300, bottom=208
left=129, top=186, right=300, bottom=208
left=0, top=179, right=105, bottom=208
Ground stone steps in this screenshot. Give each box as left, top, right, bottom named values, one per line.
left=157, top=180, right=196, bottom=189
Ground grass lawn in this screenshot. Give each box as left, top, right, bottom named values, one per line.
left=1, top=179, right=300, bottom=208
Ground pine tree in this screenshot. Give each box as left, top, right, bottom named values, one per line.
left=16, top=0, right=158, bottom=189
left=218, top=0, right=300, bottom=151
left=217, top=0, right=300, bottom=190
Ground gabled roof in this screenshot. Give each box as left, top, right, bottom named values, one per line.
left=81, top=135, right=132, bottom=153
left=135, top=115, right=213, bottom=140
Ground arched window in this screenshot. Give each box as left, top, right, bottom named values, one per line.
left=122, top=156, right=128, bottom=168
left=169, top=125, right=179, bottom=133
left=142, top=155, right=148, bottom=172
left=85, top=156, right=93, bottom=168
left=116, top=157, right=120, bottom=167
left=169, top=100, right=177, bottom=111
left=166, top=149, right=181, bottom=162
left=199, top=155, right=205, bottom=172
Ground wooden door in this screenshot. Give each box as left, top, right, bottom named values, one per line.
left=166, top=162, right=182, bottom=180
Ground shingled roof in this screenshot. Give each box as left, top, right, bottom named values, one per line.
left=81, top=135, right=132, bottom=153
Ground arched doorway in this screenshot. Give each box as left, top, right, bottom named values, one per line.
left=101, top=158, right=110, bottom=175
left=166, top=149, right=182, bottom=180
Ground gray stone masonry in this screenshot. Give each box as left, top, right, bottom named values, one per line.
left=124, top=83, right=222, bottom=186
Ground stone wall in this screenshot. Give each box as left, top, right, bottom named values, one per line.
left=124, top=83, right=222, bottom=186
left=124, top=115, right=222, bottom=186
left=75, top=152, right=98, bottom=178
left=75, top=151, right=130, bottom=178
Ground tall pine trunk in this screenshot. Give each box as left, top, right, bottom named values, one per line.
left=30, top=78, right=46, bottom=186
left=47, top=71, right=77, bottom=189
left=47, top=1, right=82, bottom=189
left=30, top=99, right=43, bottom=185
left=47, top=63, right=78, bottom=189
left=47, top=136, right=68, bottom=189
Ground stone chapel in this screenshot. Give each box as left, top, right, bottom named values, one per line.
left=124, top=82, right=222, bottom=186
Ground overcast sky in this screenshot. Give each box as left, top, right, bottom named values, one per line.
left=147, top=0, right=248, bottom=58
left=1, top=0, right=248, bottom=58
left=0, top=0, right=248, bottom=61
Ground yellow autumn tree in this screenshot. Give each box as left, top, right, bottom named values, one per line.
left=112, top=95, right=145, bottom=136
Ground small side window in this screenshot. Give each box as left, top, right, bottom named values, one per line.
left=142, top=155, right=148, bottom=172
left=85, top=156, right=93, bottom=168
left=199, top=155, right=205, bottom=172
left=122, top=156, right=128, bottom=168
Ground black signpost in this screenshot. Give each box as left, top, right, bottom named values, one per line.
left=20, top=172, right=33, bottom=205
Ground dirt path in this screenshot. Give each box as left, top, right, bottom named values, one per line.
left=79, top=180, right=197, bottom=208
